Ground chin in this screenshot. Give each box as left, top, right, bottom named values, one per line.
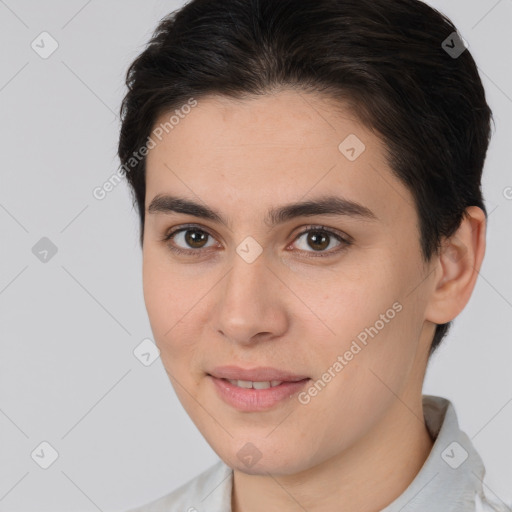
left=217, top=443, right=315, bottom=476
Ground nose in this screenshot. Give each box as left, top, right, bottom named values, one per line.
left=212, top=251, right=289, bottom=346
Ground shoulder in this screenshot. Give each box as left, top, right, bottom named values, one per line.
left=126, top=460, right=233, bottom=512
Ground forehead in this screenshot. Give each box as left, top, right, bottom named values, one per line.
left=144, top=89, right=411, bottom=225
left=148, top=90, right=368, bottom=163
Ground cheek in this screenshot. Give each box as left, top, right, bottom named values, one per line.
left=142, top=248, right=202, bottom=364
left=294, top=275, right=421, bottom=448
left=296, top=252, right=421, bottom=371
left=143, top=245, right=194, bottom=322
left=288, top=261, right=399, bottom=341
left=142, top=251, right=171, bottom=336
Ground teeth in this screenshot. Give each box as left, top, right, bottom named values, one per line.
left=252, top=381, right=271, bottom=389
left=226, top=379, right=283, bottom=389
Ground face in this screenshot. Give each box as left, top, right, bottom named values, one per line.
left=142, top=90, right=436, bottom=475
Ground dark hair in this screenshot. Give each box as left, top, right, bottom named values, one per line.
left=118, top=0, right=493, bottom=356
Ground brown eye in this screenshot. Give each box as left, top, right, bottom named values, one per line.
left=305, top=231, right=330, bottom=251
left=164, top=226, right=217, bottom=254
left=183, top=229, right=209, bottom=248
left=292, top=226, right=351, bottom=257
left=162, top=224, right=351, bottom=259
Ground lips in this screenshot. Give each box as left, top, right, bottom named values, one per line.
left=207, top=366, right=311, bottom=411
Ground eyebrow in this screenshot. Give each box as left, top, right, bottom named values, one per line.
left=147, top=194, right=377, bottom=227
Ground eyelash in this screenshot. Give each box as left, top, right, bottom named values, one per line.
left=160, top=224, right=352, bottom=259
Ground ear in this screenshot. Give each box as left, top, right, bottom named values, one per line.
left=425, top=206, right=486, bottom=324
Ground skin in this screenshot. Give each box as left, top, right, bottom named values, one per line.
left=142, top=89, right=486, bottom=512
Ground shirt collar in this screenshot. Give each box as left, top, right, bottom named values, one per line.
left=380, top=394, right=487, bottom=511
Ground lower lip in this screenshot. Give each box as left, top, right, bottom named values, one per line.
left=209, top=375, right=310, bottom=412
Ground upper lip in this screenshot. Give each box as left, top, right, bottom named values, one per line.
left=208, top=366, right=310, bottom=382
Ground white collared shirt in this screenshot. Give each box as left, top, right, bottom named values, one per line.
left=128, top=395, right=511, bottom=512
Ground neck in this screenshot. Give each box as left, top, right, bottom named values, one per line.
left=231, top=395, right=433, bottom=512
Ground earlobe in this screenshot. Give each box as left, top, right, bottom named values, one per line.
left=425, top=206, right=486, bottom=325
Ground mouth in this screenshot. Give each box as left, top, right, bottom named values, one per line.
left=207, top=365, right=309, bottom=382
left=207, top=366, right=311, bottom=411
left=222, top=379, right=289, bottom=389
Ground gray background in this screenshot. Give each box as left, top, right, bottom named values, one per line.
left=0, top=0, right=510, bottom=510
